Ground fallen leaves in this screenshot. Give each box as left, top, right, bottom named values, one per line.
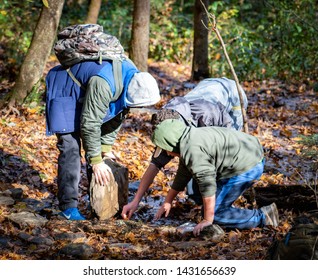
left=0, top=62, right=317, bottom=260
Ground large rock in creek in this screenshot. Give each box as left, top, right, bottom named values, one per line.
left=90, top=159, right=128, bottom=220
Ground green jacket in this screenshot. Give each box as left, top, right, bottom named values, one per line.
left=152, top=119, right=264, bottom=197
left=81, top=76, right=128, bottom=164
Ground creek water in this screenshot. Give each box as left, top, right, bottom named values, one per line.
left=127, top=181, right=201, bottom=229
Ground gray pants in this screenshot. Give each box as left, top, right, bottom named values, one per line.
left=56, top=132, right=82, bottom=211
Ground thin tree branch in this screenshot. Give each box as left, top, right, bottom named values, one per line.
left=200, top=0, right=249, bottom=133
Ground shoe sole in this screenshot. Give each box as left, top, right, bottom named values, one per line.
left=265, top=203, right=279, bottom=227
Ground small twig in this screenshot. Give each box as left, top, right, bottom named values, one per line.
left=311, top=236, right=318, bottom=260
left=1, top=105, right=21, bottom=118
left=199, top=0, right=249, bottom=133
left=294, top=168, right=318, bottom=209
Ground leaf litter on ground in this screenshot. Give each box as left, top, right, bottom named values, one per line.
left=0, top=62, right=317, bottom=259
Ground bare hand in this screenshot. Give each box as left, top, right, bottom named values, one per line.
left=154, top=202, right=172, bottom=220
left=193, top=219, right=212, bottom=236
left=92, top=162, right=113, bottom=190
left=121, top=201, right=139, bottom=220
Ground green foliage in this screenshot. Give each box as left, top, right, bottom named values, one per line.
left=297, top=134, right=318, bottom=203
left=58, top=0, right=133, bottom=51
left=1, top=0, right=318, bottom=83
left=0, top=1, right=42, bottom=81
left=254, top=0, right=318, bottom=81
left=58, top=1, right=88, bottom=27
left=42, top=0, right=49, bottom=8
left=298, top=134, right=318, bottom=149
left=207, top=0, right=318, bottom=81
left=98, top=0, right=133, bottom=51
left=298, top=134, right=318, bottom=170
left=24, top=80, right=43, bottom=104
left=149, top=0, right=193, bottom=63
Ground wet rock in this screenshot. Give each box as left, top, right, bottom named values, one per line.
left=0, top=237, right=13, bottom=248
left=2, top=188, right=23, bottom=199
left=58, top=243, right=94, bottom=259
left=201, top=224, right=226, bottom=241
left=176, top=222, right=197, bottom=234
left=53, top=232, right=86, bottom=241
left=11, top=188, right=23, bottom=199
left=116, top=219, right=144, bottom=229
left=176, top=222, right=225, bottom=241
left=0, top=195, right=15, bottom=206
left=18, top=232, right=54, bottom=246
left=90, top=159, right=128, bottom=220
left=7, top=211, right=48, bottom=228
left=20, top=198, right=52, bottom=212
left=108, top=243, right=135, bottom=249
left=107, top=243, right=149, bottom=253
left=170, top=240, right=215, bottom=250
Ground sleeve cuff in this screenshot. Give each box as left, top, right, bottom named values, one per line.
left=101, top=144, right=112, bottom=153
left=90, top=155, right=103, bottom=165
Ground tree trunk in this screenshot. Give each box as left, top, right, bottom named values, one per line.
left=191, top=0, right=210, bottom=81
left=6, top=0, right=65, bottom=108
left=85, top=0, right=102, bottom=24
left=129, top=0, right=150, bottom=71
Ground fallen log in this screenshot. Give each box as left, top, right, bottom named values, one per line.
left=244, top=184, right=317, bottom=212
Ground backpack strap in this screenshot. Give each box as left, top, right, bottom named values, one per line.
left=66, top=59, right=127, bottom=101
left=111, top=57, right=137, bottom=100
left=112, top=60, right=123, bottom=100
left=66, top=68, right=86, bottom=91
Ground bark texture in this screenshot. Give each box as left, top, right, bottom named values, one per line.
left=85, top=0, right=102, bottom=24
left=7, top=0, right=65, bottom=107
left=191, top=0, right=210, bottom=81
left=129, top=0, right=150, bottom=71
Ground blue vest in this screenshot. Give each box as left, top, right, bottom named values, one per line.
left=45, top=60, right=138, bottom=135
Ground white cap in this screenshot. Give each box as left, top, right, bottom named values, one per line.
left=126, top=72, right=161, bottom=107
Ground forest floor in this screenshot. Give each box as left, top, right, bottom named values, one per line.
left=0, top=60, right=317, bottom=260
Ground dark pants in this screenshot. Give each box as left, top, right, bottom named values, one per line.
left=56, top=132, right=82, bottom=211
